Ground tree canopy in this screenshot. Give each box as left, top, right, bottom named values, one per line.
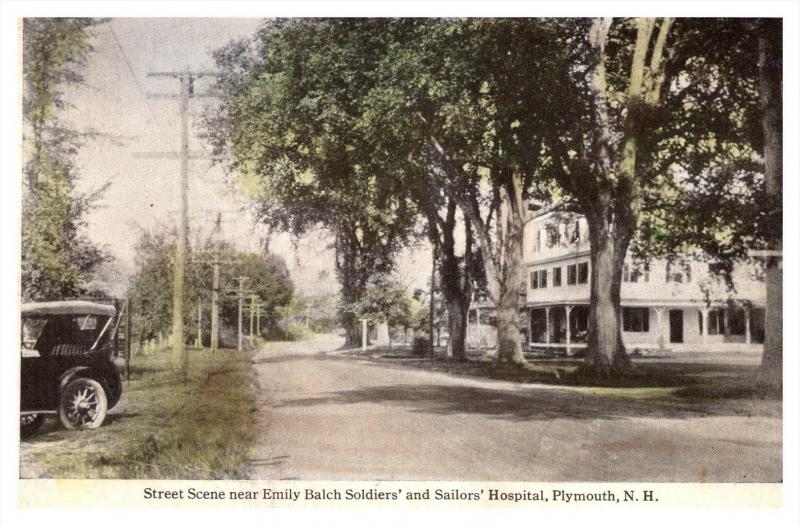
left=206, top=18, right=775, bottom=372
left=128, top=228, right=294, bottom=344
left=205, top=19, right=422, bottom=343
left=21, top=18, right=109, bottom=301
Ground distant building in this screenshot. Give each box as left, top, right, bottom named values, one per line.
left=467, top=210, right=766, bottom=356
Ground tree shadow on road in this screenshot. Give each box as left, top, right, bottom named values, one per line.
left=277, top=383, right=780, bottom=422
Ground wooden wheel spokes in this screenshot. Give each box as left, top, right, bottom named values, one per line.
left=65, top=384, right=100, bottom=426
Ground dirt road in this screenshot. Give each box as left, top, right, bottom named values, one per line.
left=250, top=335, right=781, bottom=482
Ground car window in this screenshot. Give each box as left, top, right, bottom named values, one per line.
left=76, top=315, right=98, bottom=330
left=21, top=318, right=46, bottom=356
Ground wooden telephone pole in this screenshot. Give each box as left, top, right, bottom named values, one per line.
left=191, top=252, right=239, bottom=354
left=243, top=298, right=264, bottom=339
left=136, top=70, right=220, bottom=369
left=229, top=277, right=252, bottom=352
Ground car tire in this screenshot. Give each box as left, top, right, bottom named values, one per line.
left=20, top=414, right=44, bottom=438
left=58, top=377, right=108, bottom=430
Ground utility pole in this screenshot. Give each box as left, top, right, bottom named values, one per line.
left=249, top=294, right=256, bottom=339
left=232, top=277, right=249, bottom=352
left=256, top=302, right=262, bottom=337
left=137, top=69, right=220, bottom=369
left=211, top=263, right=220, bottom=353
left=191, top=252, right=238, bottom=355
left=196, top=297, right=203, bottom=348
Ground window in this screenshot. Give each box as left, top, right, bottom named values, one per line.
left=553, top=267, right=562, bottom=287
left=571, top=220, right=581, bottom=244
left=76, top=315, right=98, bottom=330
left=623, top=264, right=645, bottom=283
left=729, top=308, right=745, bottom=335
left=623, top=307, right=650, bottom=332
left=666, top=262, right=691, bottom=283
left=21, top=318, right=47, bottom=353
left=567, top=264, right=577, bottom=285
left=546, top=225, right=560, bottom=248
left=699, top=309, right=726, bottom=335
left=531, top=269, right=548, bottom=289
left=578, top=262, right=589, bottom=284
left=536, top=229, right=542, bottom=253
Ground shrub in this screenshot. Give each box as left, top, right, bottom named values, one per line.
left=412, top=336, right=430, bottom=357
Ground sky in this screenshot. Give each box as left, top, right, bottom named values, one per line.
left=60, top=18, right=431, bottom=297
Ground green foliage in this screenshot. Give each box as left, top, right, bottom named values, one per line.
left=632, top=19, right=769, bottom=275
left=204, top=20, right=424, bottom=339
left=531, top=19, right=768, bottom=276
left=341, top=273, right=414, bottom=328
left=21, top=18, right=108, bottom=301
left=23, top=18, right=95, bottom=131
left=127, top=229, right=294, bottom=344
left=205, top=18, right=772, bottom=345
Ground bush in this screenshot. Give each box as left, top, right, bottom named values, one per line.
left=412, top=336, right=430, bottom=357
left=261, top=323, right=311, bottom=342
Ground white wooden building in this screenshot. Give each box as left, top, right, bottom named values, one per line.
left=466, top=211, right=766, bottom=356
left=523, top=211, right=766, bottom=355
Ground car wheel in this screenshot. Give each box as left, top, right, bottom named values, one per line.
left=20, top=414, right=44, bottom=437
left=58, top=377, right=108, bottom=430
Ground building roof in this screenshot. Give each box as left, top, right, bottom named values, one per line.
left=22, top=301, right=116, bottom=317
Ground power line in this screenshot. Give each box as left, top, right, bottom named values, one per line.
left=106, top=24, right=174, bottom=135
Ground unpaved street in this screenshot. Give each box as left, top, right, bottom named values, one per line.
left=250, top=336, right=781, bottom=482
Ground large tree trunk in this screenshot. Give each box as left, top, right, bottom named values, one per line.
left=425, top=197, right=474, bottom=361
left=585, top=204, right=633, bottom=373
left=492, top=178, right=526, bottom=365
left=423, top=124, right=525, bottom=365
left=334, top=223, right=386, bottom=347
left=757, top=18, right=782, bottom=389
left=446, top=297, right=468, bottom=360
left=577, top=18, right=669, bottom=375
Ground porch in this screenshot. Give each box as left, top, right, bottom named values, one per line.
left=526, top=303, right=765, bottom=356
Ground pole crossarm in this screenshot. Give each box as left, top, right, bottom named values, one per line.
left=147, top=71, right=222, bottom=78
left=147, top=92, right=221, bottom=99
left=133, top=151, right=209, bottom=160
left=188, top=252, right=241, bottom=355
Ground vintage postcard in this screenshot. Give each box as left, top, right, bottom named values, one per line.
left=1, top=1, right=797, bottom=524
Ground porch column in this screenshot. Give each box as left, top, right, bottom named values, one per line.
left=700, top=307, right=709, bottom=345
left=724, top=308, right=731, bottom=338
left=655, top=307, right=665, bottom=350
left=475, top=307, right=481, bottom=350
left=565, top=305, right=573, bottom=356
left=361, top=318, right=368, bottom=352
left=544, top=307, right=551, bottom=346
left=745, top=307, right=752, bottom=345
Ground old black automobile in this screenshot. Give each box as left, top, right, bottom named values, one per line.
left=20, top=301, right=123, bottom=436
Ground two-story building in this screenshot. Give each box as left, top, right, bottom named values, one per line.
left=522, top=211, right=766, bottom=355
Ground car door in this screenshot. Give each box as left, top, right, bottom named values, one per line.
left=20, top=317, right=48, bottom=410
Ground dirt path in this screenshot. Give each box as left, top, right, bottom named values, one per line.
left=249, top=336, right=781, bottom=482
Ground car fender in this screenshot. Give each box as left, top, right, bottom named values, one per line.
left=58, top=366, right=92, bottom=392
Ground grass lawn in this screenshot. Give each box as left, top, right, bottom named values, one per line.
left=346, top=345, right=781, bottom=416
left=22, top=348, right=259, bottom=479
